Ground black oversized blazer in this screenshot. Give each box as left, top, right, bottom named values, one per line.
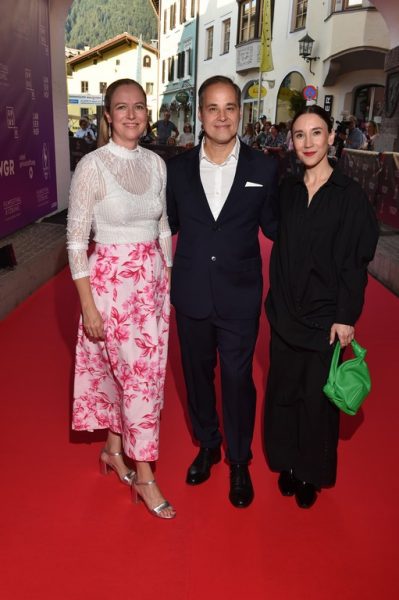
left=166, top=141, right=279, bottom=319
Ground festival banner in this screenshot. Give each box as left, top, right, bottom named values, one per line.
left=260, top=0, right=273, bottom=73
left=0, top=0, right=57, bottom=238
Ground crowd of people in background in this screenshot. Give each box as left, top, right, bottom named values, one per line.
left=68, top=109, right=381, bottom=156
left=239, top=113, right=381, bottom=158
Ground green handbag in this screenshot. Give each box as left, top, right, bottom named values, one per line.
left=323, top=339, right=371, bottom=416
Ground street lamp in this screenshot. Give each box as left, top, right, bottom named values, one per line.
left=298, top=33, right=320, bottom=75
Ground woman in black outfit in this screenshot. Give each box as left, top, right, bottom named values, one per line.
left=264, top=106, right=378, bottom=508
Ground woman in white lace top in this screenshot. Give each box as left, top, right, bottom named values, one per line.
left=67, top=79, right=175, bottom=519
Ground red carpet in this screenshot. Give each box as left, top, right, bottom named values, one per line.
left=1, top=238, right=398, bottom=599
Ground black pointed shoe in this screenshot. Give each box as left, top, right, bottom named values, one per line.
left=186, top=446, right=222, bottom=485
left=295, top=481, right=317, bottom=509
left=278, top=469, right=298, bottom=497
left=229, top=464, right=254, bottom=508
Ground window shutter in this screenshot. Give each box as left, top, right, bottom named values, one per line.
left=188, top=48, right=192, bottom=75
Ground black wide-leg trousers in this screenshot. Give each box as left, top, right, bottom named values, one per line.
left=264, top=330, right=339, bottom=488
left=175, top=310, right=259, bottom=464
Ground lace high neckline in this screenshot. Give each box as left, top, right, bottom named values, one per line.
left=107, top=138, right=141, bottom=159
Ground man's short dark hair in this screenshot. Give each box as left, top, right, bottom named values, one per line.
left=198, top=76, right=241, bottom=108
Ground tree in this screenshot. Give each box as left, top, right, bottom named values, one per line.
left=289, top=90, right=306, bottom=116
left=65, top=0, right=157, bottom=48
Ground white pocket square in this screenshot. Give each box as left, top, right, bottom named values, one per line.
left=245, top=181, right=263, bottom=187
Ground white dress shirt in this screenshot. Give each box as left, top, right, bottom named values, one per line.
left=199, top=136, right=240, bottom=220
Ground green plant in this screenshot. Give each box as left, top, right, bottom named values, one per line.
left=289, top=90, right=306, bottom=116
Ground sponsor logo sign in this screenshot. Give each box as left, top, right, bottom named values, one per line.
left=0, top=0, right=57, bottom=236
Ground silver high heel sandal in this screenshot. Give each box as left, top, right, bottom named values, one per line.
left=99, top=448, right=136, bottom=486
left=132, top=479, right=176, bottom=519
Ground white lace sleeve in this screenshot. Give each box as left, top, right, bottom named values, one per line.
left=156, top=154, right=173, bottom=267
left=66, top=154, right=104, bottom=280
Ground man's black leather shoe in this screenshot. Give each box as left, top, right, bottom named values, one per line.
left=295, top=481, right=317, bottom=509
left=278, top=470, right=298, bottom=497
left=229, top=464, right=254, bottom=508
left=186, top=446, right=221, bottom=485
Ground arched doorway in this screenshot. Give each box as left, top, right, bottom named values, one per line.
left=276, top=71, right=306, bottom=124
left=241, top=80, right=266, bottom=133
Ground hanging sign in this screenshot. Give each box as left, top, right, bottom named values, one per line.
left=248, top=84, right=267, bottom=99
left=324, top=94, right=333, bottom=114
left=175, top=91, right=189, bottom=103
left=69, top=94, right=103, bottom=105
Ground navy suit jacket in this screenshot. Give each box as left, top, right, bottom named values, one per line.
left=166, top=141, right=279, bottom=319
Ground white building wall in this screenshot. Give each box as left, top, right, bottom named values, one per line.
left=159, top=0, right=182, bottom=104
left=196, top=0, right=390, bottom=133
left=158, top=0, right=197, bottom=131
left=197, top=0, right=236, bottom=83
left=322, top=8, right=390, bottom=58
left=196, top=0, right=237, bottom=135
left=267, top=0, right=389, bottom=124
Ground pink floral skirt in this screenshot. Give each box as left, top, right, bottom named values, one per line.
left=72, top=241, right=170, bottom=461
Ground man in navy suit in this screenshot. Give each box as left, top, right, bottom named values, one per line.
left=166, top=76, right=278, bottom=508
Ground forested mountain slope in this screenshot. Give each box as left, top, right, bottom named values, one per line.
left=65, top=0, right=157, bottom=48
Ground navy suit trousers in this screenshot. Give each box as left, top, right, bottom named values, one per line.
left=175, top=310, right=259, bottom=464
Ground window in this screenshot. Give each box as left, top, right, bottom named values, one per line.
left=221, top=18, right=231, bottom=54
left=116, top=59, right=120, bottom=66
left=191, top=0, right=195, bottom=18
left=162, top=60, right=166, bottom=84
left=143, top=55, right=151, bottom=68
left=353, top=85, right=384, bottom=124
left=205, top=26, right=214, bottom=60
left=238, top=1, right=256, bottom=43
left=237, top=0, right=273, bottom=44
left=180, top=0, right=187, bottom=23
left=81, top=81, right=88, bottom=93
left=292, top=0, right=307, bottom=30
left=177, top=52, right=185, bottom=78
left=99, top=82, right=107, bottom=94
left=332, top=0, right=363, bottom=10
left=170, top=3, right=176, bottom=29
left=164, top=9, right=167, bottom=33
left=184, top=47, right=192, bottom=77
left=146, top=82, right=154, bottom=95
left=93, top=59, right=97, bottom=65
left=80, top=108, right=89, bottom=117
left=168, top=56, right=175, bottom=81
